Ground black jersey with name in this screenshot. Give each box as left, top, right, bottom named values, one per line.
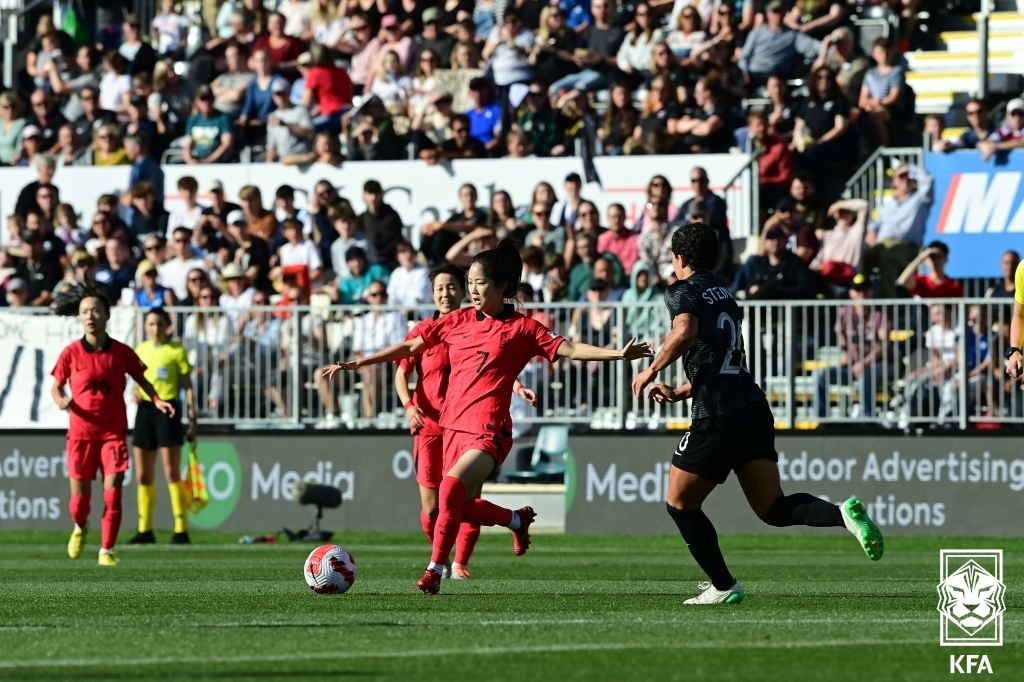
left=664, top=271, right=765, bottom=419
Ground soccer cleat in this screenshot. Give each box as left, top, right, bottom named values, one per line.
left=684, top=581, right=746, bottom=605
left=97, top=551, right=119, bottom=567
left=416, top=567, right=442, bottom=594
left=441, top=561, right=452, bottom=579
left=451, top=564, right=472, bottom=580
left=127, top=531, right=156, bottom=545
left=840, top=497, right=884, bottom=561
left=170, top=532, right=191, bottom=545
left=67, top=527, right=86, bottom=559
left=511, top=507, right=536, bottom=556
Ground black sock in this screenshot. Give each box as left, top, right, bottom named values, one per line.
left=764, top=493, right=844, bottom=528
left=665, top=504, right=734, bottom=591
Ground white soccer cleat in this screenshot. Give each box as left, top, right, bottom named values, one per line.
left=684, top=581, right=745, bottom=604
left=441, top=561, right=452, bottom=579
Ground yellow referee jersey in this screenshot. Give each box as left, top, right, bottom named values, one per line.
left=134, top=340, right=191, bottom=402
left=1015, top=260, right=1024, bottom=305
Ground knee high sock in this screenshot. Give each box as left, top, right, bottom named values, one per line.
left=666, top=504, right=734, bottom=591
left=431, top=476, right=465, bottom=566
left=420, top=508, right=438, bottom=543
left=69, top=493, right=90, bottom=529
left=167, top=481, right=187, bottom=533
left=461, top=498, right=514, bottom=527
left=764, top=493, right=844, bottom=528
left=138, top=484, right=156, bottom=533
left=101, top=488, right=123, bottom=550
left=454, top=523, right=481, bottom=567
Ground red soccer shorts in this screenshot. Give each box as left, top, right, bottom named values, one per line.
left=414, top=432, right=445, bottom=488
left=442, top=428, right=513, bottom=473
left=66, top=439, right=129, bottom=481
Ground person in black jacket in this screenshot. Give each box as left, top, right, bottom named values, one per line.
left=356, top=180, right=403, bottom=269
left=731, top=225, right=812, bottom=300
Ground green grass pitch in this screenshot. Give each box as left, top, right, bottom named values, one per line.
left=1, top=531, right=1021, bottom=681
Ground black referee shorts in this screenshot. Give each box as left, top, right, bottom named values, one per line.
left=132, top=400, right=184, bottom=451
left=671, top=399, right=779, bottom=485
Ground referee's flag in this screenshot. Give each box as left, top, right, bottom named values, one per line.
left=182, top=442, right=209, bottom=514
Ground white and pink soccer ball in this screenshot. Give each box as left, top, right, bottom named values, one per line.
left=304, top=544, right=357, bottom=594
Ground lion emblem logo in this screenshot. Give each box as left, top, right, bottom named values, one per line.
left=937, top=556, right=1006, bottom=642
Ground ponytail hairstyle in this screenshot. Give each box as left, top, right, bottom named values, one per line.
left=52, top=282, right=110, bottom=317
left=471, top=237, right=523, bottom=302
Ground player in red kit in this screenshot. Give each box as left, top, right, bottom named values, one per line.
left=394, top=263, right=536, bottom=580
left=325, top=239, right=652, bottom=594
left=50, top=284, right=176, bottom=566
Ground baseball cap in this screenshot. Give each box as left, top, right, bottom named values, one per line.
left=850, top=273, right=871, bottom=291
left=5, top=277, right=27, bottom=292
left=422, top=7, right=440, bottom=22
left=136, top=259, right=157, bottom=275
left=226, top=209, right=246, bottom=225
left=208, top=179, right=224, bottom=192
left=271, top=78, right=289, bottom=94
left=1007, top=97, right=1024, bottom=114
left=22, top=125, right=41, bottom=139
left=381, top=14, right=399, bottom=28
left=221, top=263, right=245, bottom=279
left=297, top=52, right=312, bottom=65
left=765, top=225, right=786, bottom=240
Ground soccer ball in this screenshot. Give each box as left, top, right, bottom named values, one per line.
left=304, top=544, right=357, bottom=594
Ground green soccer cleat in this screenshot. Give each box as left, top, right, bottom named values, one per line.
left=684, top=581, right=746, bottom=605
left=841, top=497, right=884, bottom=561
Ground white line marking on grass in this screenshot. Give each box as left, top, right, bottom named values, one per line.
left=0, top=639, right=964, bottom=669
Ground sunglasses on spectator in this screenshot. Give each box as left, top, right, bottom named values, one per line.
left=691, top=176, right=708, bottom=183
left=189, top=276, right=206, bottom=283
left=578, top=210, right=596, bottom=217
left=367, top=290, right=386, bottom=298
left=533, top=210, right=550, bottom=217
left=966, top=108, right=982, bottom=115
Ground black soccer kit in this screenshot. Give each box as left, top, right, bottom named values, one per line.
left=664, top=271, right=778, bottom=484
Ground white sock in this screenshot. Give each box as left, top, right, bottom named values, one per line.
left=75, top=524, right=85, bottom=531
left=426, top=562, right=444, bottom=575
left=453, top=562, right=467, bottom=570
left=508, top=511, right=521, bottom=531
left=98, top=548, right=111, bottom=555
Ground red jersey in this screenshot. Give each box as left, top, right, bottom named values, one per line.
left=911, top=274, right=963, bottom=298
left=418, top=305, right=565, bottom=434
left=305, top=65, right=354, bottom=116
left=398, top=313, right=450, bottom=435
left=51, top=338, right=148, bottom=441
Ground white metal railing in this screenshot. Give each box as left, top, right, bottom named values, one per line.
left=13, top=298, right=1020, bottom=432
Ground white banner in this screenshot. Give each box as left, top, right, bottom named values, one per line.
left=0, top=309, right=139, bottom=430
left=0, top=154, right=756, bottom=245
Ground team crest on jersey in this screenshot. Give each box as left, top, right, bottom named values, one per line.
left=499, top=331, right=513, bottom=348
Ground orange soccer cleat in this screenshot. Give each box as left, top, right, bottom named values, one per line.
left=511, top=507, right=537, bottom=556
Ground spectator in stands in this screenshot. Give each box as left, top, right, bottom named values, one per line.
left=99, top=51, right=131, bottom=117
left=900, top=304, right=960, bottom=425
left=597, top=83, right=636, bottom=155
left=548, top=0, right=624, bottom=95
left=274, top=217, right=324, bottom=287
left=275, top=185, right=313, bottom=238
left=896, top=240, right=963, bottom=299
left=13, top=230, right=62, bottom=306
left=370, top=50, right=413, bottom=117
left=483, top=9, right=536, bottom=114
left=592, top=254, right=625, bottom=300
left=551, top=172, right=585, bottom=229
left=733, top=224, right=813, bottom=300
left=937, top=99, right=994, bottom=151
left=681, top=200, right=734, bottom=285
left=159, top=227, right=208, bottom=300
left=183, top=284, right=231, bottom=416
left=664, top=6, right=703, bottom=62
left=616, top=3, right=661, bottom=88
left=151, top=59, right=195, bottom=144
left=53, top=124, right=85, bottom=167
left=352, top=281, right=407, bottom=417
left=978, top=98, right=1024, bottom=162
left=622, top=259, right=661, bottom=340
left=253, top=11, right=306, bottom=75
left=120, top=14, right=157, bottom=77
left=812, top=273, right=891, bottom=418
left=637, top=200, right=673, bottom=282
left=344, top=14, right=376, bottom=94
left=3, top=277, right=31, bottom=309
left=789, top=172, right=829, bottom=233
left=465, top=78, right=502, bottom=152
left=222, top=211, right=272, bottom=292
left=529, top=6, right=578, bottom=87
left=567, top=232, right=600, bottom=301
left=131, top=258, right=175, bottom=310
left=14, top=154, right=57, bottom=218
left=785, top=0, right=846, bottom=39
left=201, top=180, right=241, bottom=231
left=153, top=0, right=190, bottom=59
left=986, top=250, right=1020, bottom=299
left=525, top=200, right=566, bottom=254
left=184, top=85, right=236, bottom=164
left=749, top=110, right=793, bottom=211
left=72, top=85, right=116, bottom=149
left=678, top=166, right=727, bottom=236
left=486, top=190, right=526, bottom=238
left=420, top=182, right=487, bottom=264
left=574, top=200, right=605, bottom=239
left=217, top=262, right=258, bottom=329
left=237, top=49, right=285, bottom=146
left=95, top=239, right=135, bottom=302
left=301, top=42, right=354, bottom=134
left=16, top=125, right=45, bottom=168
left=437, top=113, right=487, bottom=158
left=357, top=180, right=404, bottom=267
left=26, top=15, right=73, bottom=89
left=347, top=114, right=398, bottom=161
left=0, top=92, right=26, bottom=165
left=812, top=26, right=869, bottom=105
left=598, top=203, right=639, bottom=275
left=859, top=39, right=906, bottom=148
left=366, top=15, right=415, bottom=85
left=634, top=75, right=680, bottom=144
left=415, top=8, right=455, bottom=67
left=125, top=134, right=164, bottom=204
left=647, top=40, right=692, bottom=105
left=445, top=226, right=499, bottom=267
left=53, top=203, right=85, bottom=248
left=265, top=79, right=313, bottom=162
left=763, top=74, right=797, bottom=144
left=129, top=182, right=170, bottom=245
left=235, top=185, right=276, bottom=244
left=387, top=239, right=432, bottom=306
left=26, top=90, right=64, bottom=154
left=672, top=77, right=731, bottom=153
left=758, top=196, right=817, bottom=264
left=809, top=198, right=867, bottom=292
left=329, top=204, right=376, bottom=277
left=739, top=0, right=821, bottom=87
left=329, top=246, right=391, bottom=304
left=793, top=65, right=853, bottom=174
left=864, top=163, right=933, bottom=298
left=211, top=42, right=254, bottom=120
left=516, top=82, right=567, bottom=157
left=168, top=177, right=203, bottom=235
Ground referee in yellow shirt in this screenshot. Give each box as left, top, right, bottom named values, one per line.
left=1006, top=260, right=1024, bottom=380
left=128, top=309, right=197, bottom=544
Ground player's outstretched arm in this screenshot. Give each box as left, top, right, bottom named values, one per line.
left=632, top=313, right=698, bottom=398
left=323, top=337, right=428, bottom=380
left=555, top=337, right=654, bottom=362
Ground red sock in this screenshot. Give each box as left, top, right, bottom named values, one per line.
left=420, top=508, right=438, bottom=542
left=454, top=522, right=481, bottom=566
left=431, top=476, right=465, bottom=565
left=461, top=498, right=514, bottom=527
left=101, top=488, right=122, bottom=550
left=69, top=493, right=90, bottom=529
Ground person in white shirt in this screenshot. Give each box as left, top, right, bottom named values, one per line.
left=386, top=239, right=432, bottom=307
left=158, top=226, right=208, bottom=300
left=274, top=217, right=323, bottom=285
left=328, top=203, right=376, bottom=277
left=167, top=175, right=205, bottom=238
left=550, top=172, right=586, bottom=230
left=217, top=262, right=257, bottom=331
left=352, top=282, right=407, bottom=418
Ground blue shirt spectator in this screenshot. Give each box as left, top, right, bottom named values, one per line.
left=239, top=74, right=285, bottom=123
left=869, top=165, right=933, bottom=246
left=127, top=145, right=164, bottom=201
left=466, top=101, right=502, bottom=147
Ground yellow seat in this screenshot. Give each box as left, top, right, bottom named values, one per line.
left=889, top=330, right=915, bottom=342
